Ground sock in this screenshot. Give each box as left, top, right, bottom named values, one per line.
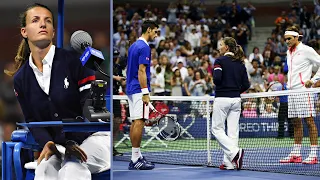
left=139, top=150, right=143, bottom=158
left=309, top=145, right=318, bottom=157
left=131, top=147, right=141, bottom=163
left=290, top=144, right=301, bottom=156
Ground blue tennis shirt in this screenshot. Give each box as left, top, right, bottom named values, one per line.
left=126, top=37, right=151, bottom=95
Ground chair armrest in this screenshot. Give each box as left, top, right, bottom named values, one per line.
left=11, top=129, right=39, bottom=146
left=11, top=130, right=40, bottom=180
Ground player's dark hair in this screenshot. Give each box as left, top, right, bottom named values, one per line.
left=141, top=20, right=159, bottom=34
left=5, top=3, right=54, bottom=76
left=286, top=25, right=300, bottom=33
left=223, top=37, right=244, bottom=62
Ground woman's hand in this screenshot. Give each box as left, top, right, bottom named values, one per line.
left=37, top=141, right=61, bottom=165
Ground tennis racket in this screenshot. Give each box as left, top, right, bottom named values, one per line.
left=147, top=102, right=181, bottom=141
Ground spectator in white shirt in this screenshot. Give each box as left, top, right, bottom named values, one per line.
left=151, top=66, right=165, bottom=96
left=170, top=49, right=187, bottom=67
left=173, top=60, right=188, bottom=81
left=182, top=18, right=193, bottom=34
left=185, top=25, right=200, bottom=51
left=248, top=47, right=264, bottom=64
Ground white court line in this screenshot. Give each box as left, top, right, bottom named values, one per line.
left=113, top=166, right=205, bottom=172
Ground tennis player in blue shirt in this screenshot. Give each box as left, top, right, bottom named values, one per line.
left=5, top=3, right=110, bottom=179
left=126, top=20, right=158, bottom=170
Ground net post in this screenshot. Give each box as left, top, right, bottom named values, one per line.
left=206, top=98, right=212, bottom=166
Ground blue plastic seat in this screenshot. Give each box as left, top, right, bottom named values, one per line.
left=2, top=129, right=110, bottom=180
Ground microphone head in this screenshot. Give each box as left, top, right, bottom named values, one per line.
left=70, top=30, right=93, bottom=53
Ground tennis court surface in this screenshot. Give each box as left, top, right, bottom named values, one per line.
left=113, top=89, right=320, bottom=178
left=113, top=161, right=319, bottom=180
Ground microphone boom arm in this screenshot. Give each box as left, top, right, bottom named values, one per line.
left=94, top=61, right=110, bottom=78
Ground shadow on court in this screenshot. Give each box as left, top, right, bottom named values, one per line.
left=113, top=161, right=320, bottom=180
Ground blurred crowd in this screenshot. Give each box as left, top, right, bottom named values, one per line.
left=113, top=0, right=257, bottom=97
left=113, top=0, right=320, bottom=97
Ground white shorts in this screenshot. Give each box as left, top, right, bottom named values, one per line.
left=127, top=93, right=149, bottom=121
left=288, top=93, right=316, bottom=118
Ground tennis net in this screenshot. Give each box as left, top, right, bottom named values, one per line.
left=113, top=88, right=320, bottom=176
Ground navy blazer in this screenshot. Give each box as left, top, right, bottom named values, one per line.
left=14, top=48, right=95, bottom=147
left=213, top=55, right=250, bottom=98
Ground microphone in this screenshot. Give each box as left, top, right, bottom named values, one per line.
left=70, top=30, right=109, bottom=78
left=70, top=30, right=111, bottom=122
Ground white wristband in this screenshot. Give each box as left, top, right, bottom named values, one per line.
left=141, top=88, right=149, bottom=95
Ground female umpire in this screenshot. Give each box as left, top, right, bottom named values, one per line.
left=211, top=37, right=250, bottom=170
left=4, top=3, right=109, bottom=180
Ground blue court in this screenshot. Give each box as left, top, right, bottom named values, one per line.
left=113, top=160, right=320, bottom=180
left=114, top=146, right=320, bottom=176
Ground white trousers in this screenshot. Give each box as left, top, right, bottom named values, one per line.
left=211, top=98, right=241, bottom=165
left=34, top=132, right=111, bottom=180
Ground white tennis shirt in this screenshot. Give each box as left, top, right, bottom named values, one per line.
left=287, top=42, right=320, bottom=90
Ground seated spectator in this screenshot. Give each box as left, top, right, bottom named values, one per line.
left=268, top=66, right=285, bottom=84
left=260, top=103, right=278, bottom=118
left=242, top=101, right=258, bottom=118
left=249, top=47, right=264, bottom=64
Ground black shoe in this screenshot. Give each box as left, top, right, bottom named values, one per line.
left=232, top=149, right=244, bottom=170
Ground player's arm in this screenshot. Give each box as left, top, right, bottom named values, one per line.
left=240, top=64, right=251, bottom=93
left=138, top=64, right=148, bottom=90
left=213, top=59, right=223, bottom=85
left=138, top=46, right=151, bottom=103
left=306, top=47, right=320, bottom=87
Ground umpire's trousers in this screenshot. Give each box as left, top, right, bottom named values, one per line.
left=212, top=98, right=241, bottom=164
left=35, top=132, right=110, bottom=180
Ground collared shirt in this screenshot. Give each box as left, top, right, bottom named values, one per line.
left=287, top=42, right=320, bottom=89
left=29, top=45, right=55, bottom=95
left=138, top=37, right=149, bottom=46
left=126, top=37, right=151, bottom=95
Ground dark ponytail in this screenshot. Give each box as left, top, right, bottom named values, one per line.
left=234, top=44, right=244, bottom=62
left=223, top=37, right=244, bottom=62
